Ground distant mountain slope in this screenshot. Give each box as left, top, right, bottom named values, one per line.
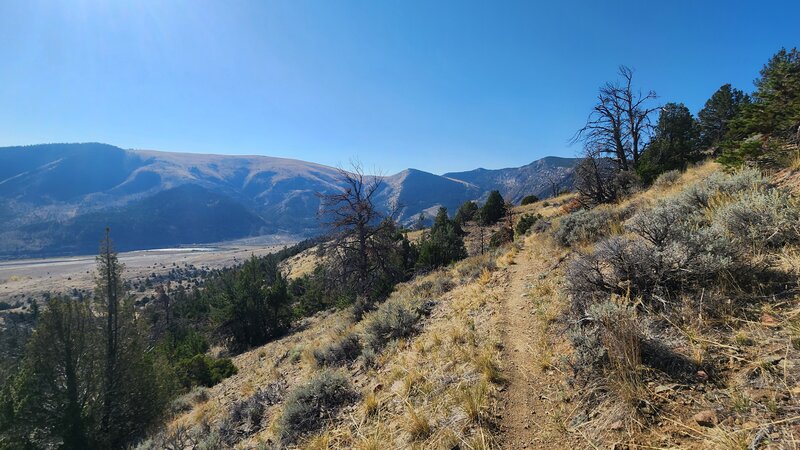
left=18, top=185, right=268, bottom=255
left=444, top=156, right=577, bottom=203
left=0, top=143, right=578, bottom=257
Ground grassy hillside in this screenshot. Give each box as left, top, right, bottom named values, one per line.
left=140, top=160, right=800, bottom=449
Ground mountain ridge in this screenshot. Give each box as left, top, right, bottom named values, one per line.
left=0, top=143, right=578, bottom=257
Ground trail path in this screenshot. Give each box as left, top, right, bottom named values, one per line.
left=497, top=242, right=575, bottom=449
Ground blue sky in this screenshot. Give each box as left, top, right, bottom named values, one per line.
left=0, top=0, right=797, bottom=174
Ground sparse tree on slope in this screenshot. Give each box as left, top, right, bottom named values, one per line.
left=480, top=190, right=507, bottom=225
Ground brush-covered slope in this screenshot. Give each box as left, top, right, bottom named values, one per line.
left=144, top=162, right=800, bottom=449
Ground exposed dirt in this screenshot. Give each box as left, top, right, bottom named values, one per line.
left=497, top=239, right=578, bottom=449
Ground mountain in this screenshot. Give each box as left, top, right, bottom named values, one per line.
left=443, top=156, right=577, bottom=203
left=0, top=143, right=578, bottom=257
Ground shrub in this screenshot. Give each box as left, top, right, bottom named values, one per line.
left=515, top=214, right=542, bottom=236
left=279, top=370, right=357, bottom=443
left=489, top=227, right=513, bottom=248
left=520, top=195, right=539, bottom=205
left=553, top=207, right=614, bottom=247
left=713, top=189, right=800, bottom=249
left=176, top=355, right=237, bottom=389
left=220, top=379, right=287, bottom=445
left=363, top=300, right=421, bottom=351
left=679, top=168, right=765, bottom=208
left=652, top=169, right=681, bottom=188
left=412, top=273, right=455, bottom=297
left=313, top=333, right=362, bottom=367
left=455, top=255, right=497, bottom=282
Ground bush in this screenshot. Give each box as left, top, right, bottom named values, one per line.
left=455, top=255, right=497, bottom=282
left=176, top=355, right=237, bottom=389
left=713, top=189, right=800, bottom=249
left=220, top=379, right=286, bottom=445
left=652, top=169, right=681, bottom=188
left=515, top=214, right=542, bottom=236
left=489, top=227, right=513, bottom=248
left=520, top=195, right=539, bottom=205
left=279, top=370, right=357, bottom=444
left=552, top=207, right=614, bottom=247
left=679, top=168, right=765, bottom=208
left=313, top=333, right=362, bottom=367
left=363, top=300, right=421, bottom=351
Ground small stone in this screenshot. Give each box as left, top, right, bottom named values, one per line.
left=654, top=384, right=675, bottom=394
left=761, top=312, right=780, bottom=327
left=693, top=409, right=718, bottom=428
left=609, top=420, right=625, bottom=431
left=696, top=370, right=709, bottom=382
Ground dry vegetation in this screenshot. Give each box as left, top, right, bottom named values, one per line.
left=142, top=161, right=800, bottom=449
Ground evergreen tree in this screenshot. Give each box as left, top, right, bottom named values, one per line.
left=95, top=229, right=163, bottom=448
left=213, top=255, right=293, bottom=352
left=721, top=48, right=800, bottom=167
left=416, top=207, right=467, bottom=270
left=637, top=103, right=700, bottom=183
left=454, top=201, right=479, bottom=225
left=697, top=84, right=749, bottom=149
left=480, top=191, right=506, bottom=225
left=0, top=297, right=101, bottom=449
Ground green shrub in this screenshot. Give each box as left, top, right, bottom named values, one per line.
left=363, top=300, right=421, bottom=351
left=313, top=333, right=362, bottom=367
left=553, top=208, right=614, bottom=247
left=515, top=214, right=542, bottom=236
left=279, top=370, right=357, bottom=444
left=520, top=195, right=539, bottom=205
left=176, top=355, right=237, bottom=389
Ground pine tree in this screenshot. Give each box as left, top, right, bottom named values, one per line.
left=637, top=103, right=700, bottom=183
left=95, top=229, right=163, bottom=448
left=416, top=207, right=467, bottom=270
left=480, top=191, right=506, bottom=225
left=697, top=84, right=749, bottom=149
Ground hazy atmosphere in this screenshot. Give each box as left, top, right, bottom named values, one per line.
left=0, top=0, right=797, bottom=173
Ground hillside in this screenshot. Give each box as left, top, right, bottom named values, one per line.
left=140, top=162, right=800, bottom=449
left=0, top=143, right=577, bottom=257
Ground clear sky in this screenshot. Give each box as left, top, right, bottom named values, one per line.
left=0, top=0, right=797, bottom=174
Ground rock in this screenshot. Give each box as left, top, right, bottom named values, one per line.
left=609, top=420, right=625, bottom=431
left=654, top=384, right=676, bottom=394
left=760, top=312, right=780, bottom=327
left=693, top=409, right=718, bottom=428
left=696, top=370, right=709, bottom=382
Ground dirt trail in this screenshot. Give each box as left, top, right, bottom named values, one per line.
left=498, top=242, right=573, bottom=449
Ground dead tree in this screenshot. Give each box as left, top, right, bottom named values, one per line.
left=318, top=163, right=397, bottom=298
left=572, top=66, right=658, bottom=170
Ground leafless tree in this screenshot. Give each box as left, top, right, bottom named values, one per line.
left=572, top=66, right=658, bottom=170
left=318, top=162, right=400, bottom=298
